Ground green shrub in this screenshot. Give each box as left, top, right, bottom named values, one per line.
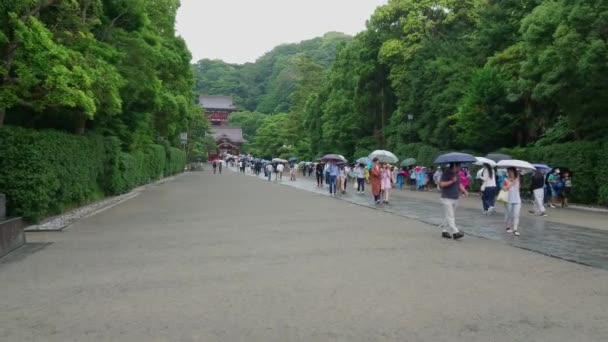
left=165, top=146, right=186, bottom=176
left=0, top=127, right=105, bottom=221
left=0, top=126, right=185, bottom=222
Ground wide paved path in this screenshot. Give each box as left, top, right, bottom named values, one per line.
left=1, top=171, right=607, bottom=341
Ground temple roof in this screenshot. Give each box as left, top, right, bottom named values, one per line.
left=199, top=95, right=236, bottom=110
left=211, top=126, right=246, bottom=143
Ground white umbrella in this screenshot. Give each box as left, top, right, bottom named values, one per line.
left=369, top=150, right=398, bottom=164
left=272, top=158, right=287, bottom=163
left=338, top=155, right=348, bottom=163
left=475, top=156, right=497, bottom=167
left=497, top=159, right=536, bottom=171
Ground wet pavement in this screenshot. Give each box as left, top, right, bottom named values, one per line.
left=239, top=169, right=608, bottom=270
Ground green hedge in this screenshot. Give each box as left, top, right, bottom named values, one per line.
left=0, top=127, right=186, bottom=222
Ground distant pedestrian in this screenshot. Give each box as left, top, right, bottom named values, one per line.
left=218, top=161, right=223, bottom=174
left=409, top=166, right=417, bottom=190
left=355, top=163, right=366, bottom=194
left=266, top=163, right=273, bottom=181
left=439, top=162, right=468, bottom=240
left=212, top=161, right=217, bottom=174
left=529, top=169, right=547, bottom=216
left=502, top=167, right=522, bottom=236
left=277, top=163, right=284, bottom=181
left=433, top=168, right=442, bottom=190
left=328, top=162, right=339, bottom=196
left=308, top=165, right=313, bottom=177
left=562, top=171, right=572, bottom=207
left=371, top=158, right=382, bottom=204
left=381, top=164, right=392, bottom=204
left=338, top=165, right=347, bottom=194
left=547, top=168, right=562, bottom=208
left=316, top=163, right=324, bottom=187
left=480, top=163, right=496, bottom=215
left=290, top=164, right=297, bottom=181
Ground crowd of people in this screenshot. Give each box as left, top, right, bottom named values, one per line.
left=212, top=154, right=574, bottom=241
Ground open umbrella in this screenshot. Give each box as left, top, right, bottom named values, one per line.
left=320, top=154, right=343, bottom=162
left=434, top=152, right=477, bottom=164
left=369, top=150, right=398, bottom=164
left=338, top=155, right=348, bottom=163
left=486, top=153, right=512, bottom=162
left=532, top=163, right=551, bottom=172
left=401, top=158, right=417, bottom=167
left=272, top=158, right=287, bottom=163
left=474, top=156, right=497, bottom=167
left=357, top=157, right=372, bottom=165
left=497, top=159, right=536, bottom=171
left=288, top=157, right=298, bottom=162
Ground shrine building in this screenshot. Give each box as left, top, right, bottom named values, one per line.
left=198, top=95, right=245, bottom=159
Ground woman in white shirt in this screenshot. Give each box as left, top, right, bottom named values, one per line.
left=480, top=163, right=497, bottom=215
left=502, top=167, right=521, bottom=236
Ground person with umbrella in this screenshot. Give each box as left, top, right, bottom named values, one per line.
left=480, top=163, right=497, bottom=215
left=370, top=158, right=382, bottom=204
left=265, top=162, right=274, bottom=181
left=315, top=162, right=324, bottom=187
left=327, top=161, right=339, bottom=196
left=529, top=168, right=548, bottom=217
left=355, top=163, right=366, bottom=194
left=439, top=162, right=468, bottom=240
left=381, top=163, right=392, bottom=203
left=502, top=167, right=522, bottom=236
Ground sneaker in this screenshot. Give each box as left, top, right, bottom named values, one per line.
left=541, top=213, right=548, bottom=217
left=442, top=232, right=452, bottom=239
left=514, top=231, right=521, bottom=236
left=452, top=232, right=464, bottom=240
left=528, top=210, right=535, bottom=215
left=506, top=228, right=513, bottom=233
left=488, top=206, right=495, bottom=213
left=550, top=205, right=556, bottom=208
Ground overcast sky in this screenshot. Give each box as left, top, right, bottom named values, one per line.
left=176, top=0, right=387, bottom=64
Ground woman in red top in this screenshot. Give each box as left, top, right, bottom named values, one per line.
left=370, top=158, right=382, bottom=204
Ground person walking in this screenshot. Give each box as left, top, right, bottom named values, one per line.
left=409, top=166, right=417, bottom=190
left=212, top=161, right=217, bottom=174
left=502, top=167, right=522, bottom=236
left=290, top=164, right=297, bottom=181
left=327, top=161, right=339, bottom=196
left=529, top=169, right=547, bottom=216
left=266, top=163, right=273, bottom=181
left=381, top=164, right=392, bottom=204
left=562, top=171, right=572, bottom=207
left=315, top=163, right=324, bottom=187
left=276, top=163, right=284, bottom=181
left=433, top=167, right=442, bottom=190
left=355, top=163, right=366, bottom=194
left=480, top=163, right=497, bottom=215
left=370, top=158, right=382, bottom=204
left=547, top=168, right=561, bottom=208
left=337, top=165, right=347, bottom=194
left=439, top=163, right=468, bottom=240
left=218, top=161, right=223, bottom=174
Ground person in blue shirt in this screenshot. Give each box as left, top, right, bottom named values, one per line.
left=327, top=162, right=340, bottom=196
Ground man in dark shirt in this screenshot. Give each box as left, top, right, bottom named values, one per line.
left=439, top=163, right=468, bottom=240
left=529, top=170, right=547, bottom=216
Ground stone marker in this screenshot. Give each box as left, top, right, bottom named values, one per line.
left=0, top=194, right=25, bottom=258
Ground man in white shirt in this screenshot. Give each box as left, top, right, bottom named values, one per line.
left=276, top=163, right=285, bottom=181
left=265, top=163, right=273, bottom=181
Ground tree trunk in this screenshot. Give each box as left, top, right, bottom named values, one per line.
left=75, top=115, right=86, bottom=135
left=380, top=87, right=386, bottom=148
left=0, top=109, right=5, bottom=127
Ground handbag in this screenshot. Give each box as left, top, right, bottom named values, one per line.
left=497, top=189, right=509, bottom=203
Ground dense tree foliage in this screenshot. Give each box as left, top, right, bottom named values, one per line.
left=198, top=0, right=607, bottom=164
left=192, top=32, right=352, bottom=113
left=1, top=0, right=203, bottom=149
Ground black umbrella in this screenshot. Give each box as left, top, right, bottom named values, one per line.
left=434, top=152, right=477, bottom=164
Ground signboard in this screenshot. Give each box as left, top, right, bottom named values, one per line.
left=180, top=132, right=188, bottom=144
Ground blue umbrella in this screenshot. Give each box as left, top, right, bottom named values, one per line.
left=434, top=152, right=477, bottom=164
left=532, top=163, right=551, bottom=172
left=357, top=157, right=372, bottom=165
left=288, top=157, right=298, bottom=162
